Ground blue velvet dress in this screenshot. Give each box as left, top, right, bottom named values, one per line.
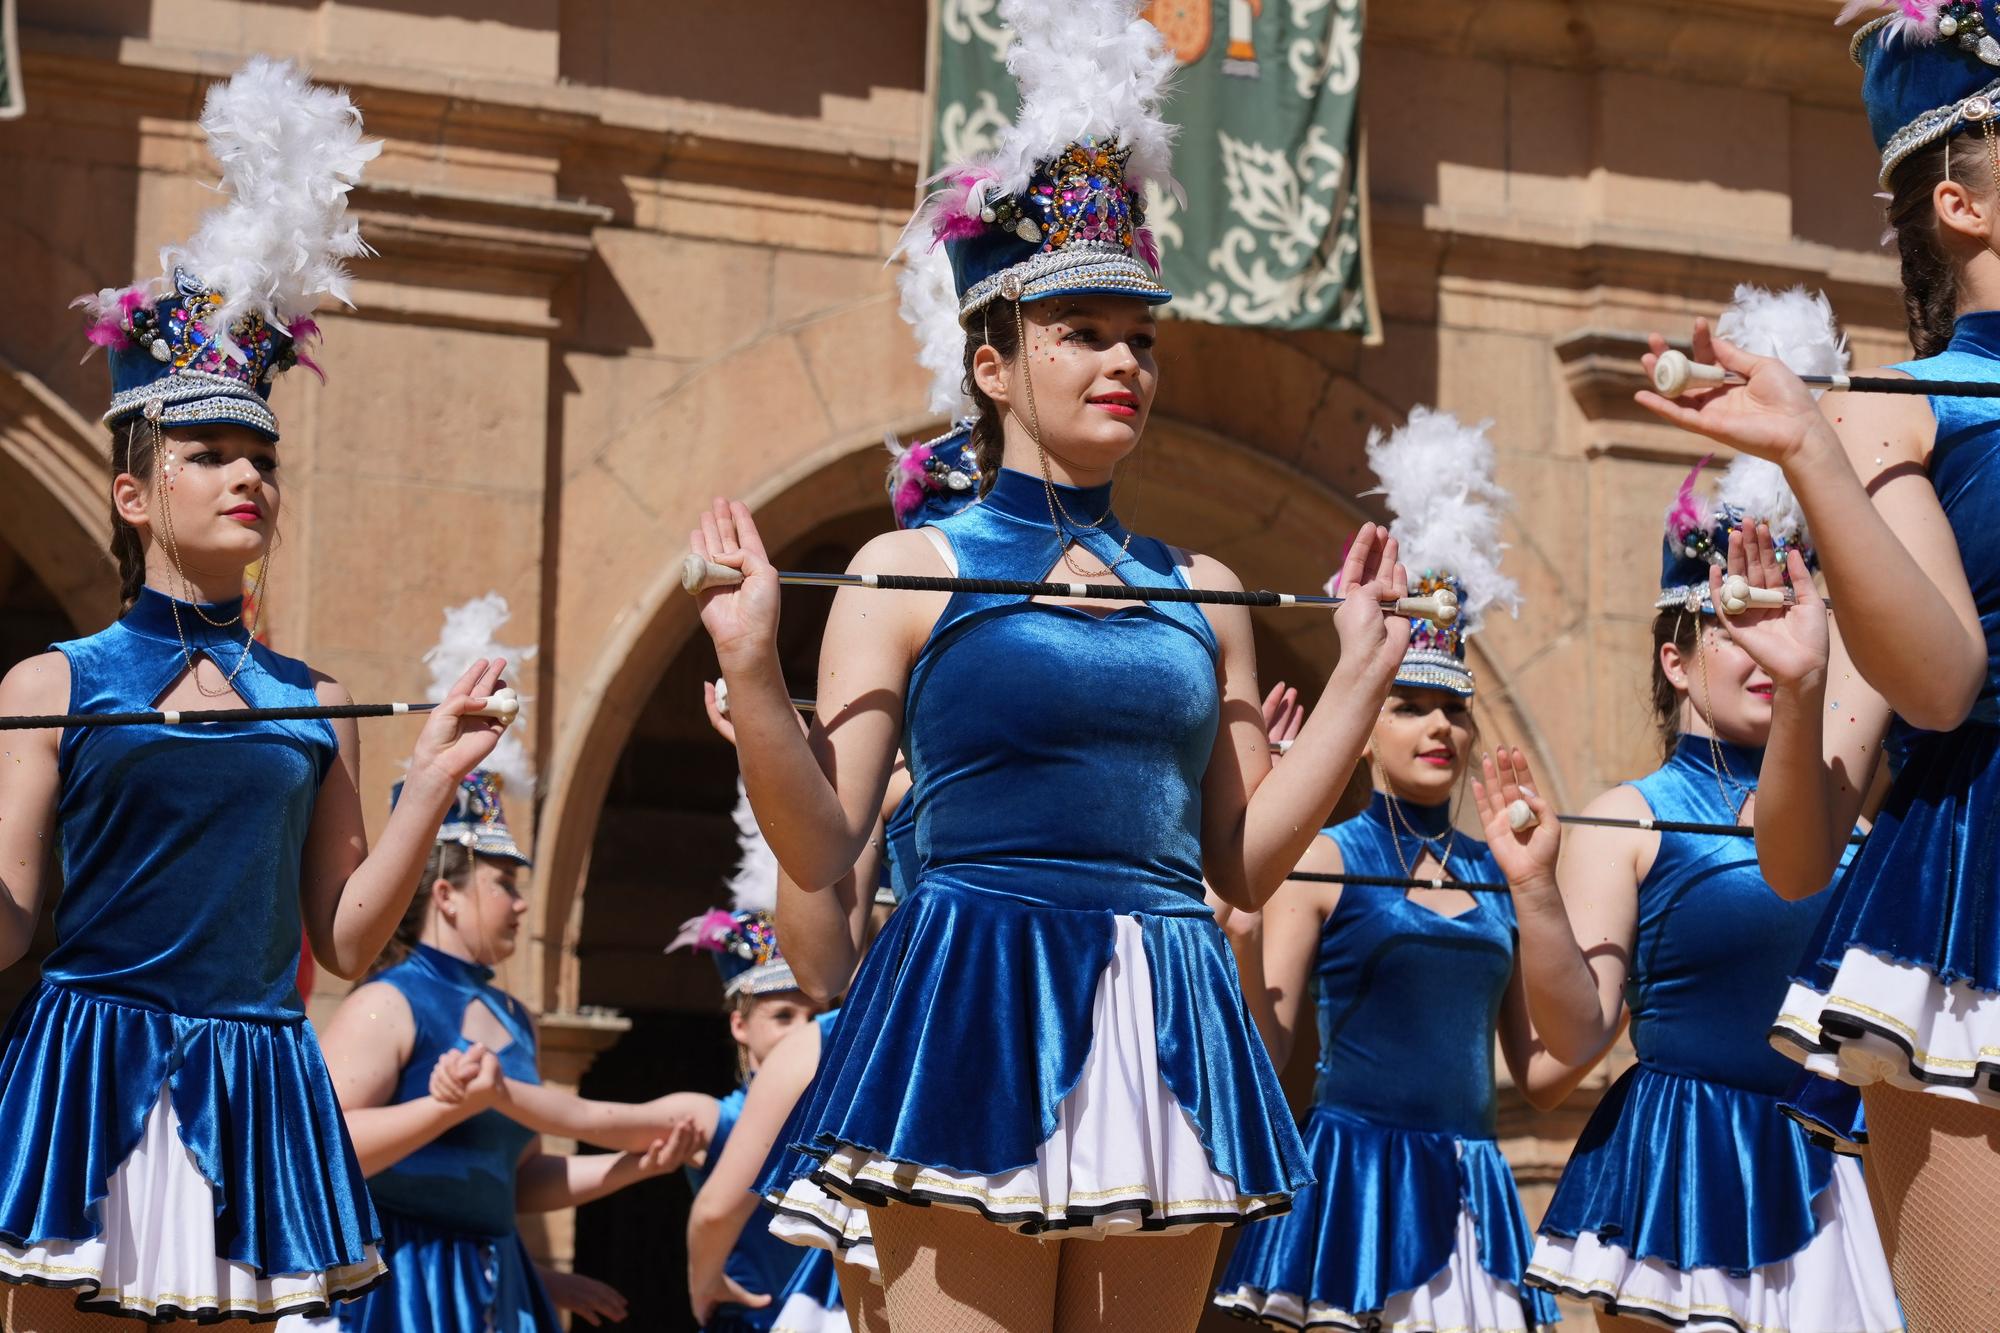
left=1215, top=794, right=1558, bottom=1331
left=1530, top=738, right=1897, bottom=1331
left=759, top=468, right=1309, bottom=1234
left=0, top=588, right=382, bottom=1319
left=335, top=944, right=559, bottom=1333
left=1772, top=310, right=2000, bottom=1104
left=688, top=1083, right=813, bottom=1332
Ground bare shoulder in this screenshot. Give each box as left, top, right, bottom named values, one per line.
left=1825, top=369, right=1934, bottom=469
left=0, top=651, right=70, bottom=715
left=1281, top=831, right=1343, bottom=916
left=848, top=528, right=952, bottom=578
left=1569, top=781, right=1658, bottom=883
left=1176, top=549, right=1244, bottom=594
left=322, top=977, right=413, bottom=1041
left=310, top=670, right=354, bottom=707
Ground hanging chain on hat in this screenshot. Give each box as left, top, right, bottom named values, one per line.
left=148, top=408, right=269, bottom=696
left=1011, top=300, right=1131, bottom=578
left=1690, top=614, right=1752, bottom=818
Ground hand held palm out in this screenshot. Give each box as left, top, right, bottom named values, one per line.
left=692, top=498, right=782, bottom=664
left=1474, top=749, right=1559, bottom=886
left=1332, top=524, right=1412, bottom=680
left=1712, top=526, right=1828, bottom=687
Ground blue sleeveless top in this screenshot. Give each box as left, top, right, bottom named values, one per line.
left=687, top=1082, right=807, bottom=1331
left=1317, top=793, right=1518, bottom=1138
left=366, top=945, right=541, bottom=1235
left=878, top=794, right=916, bottom=903
left=1628, top=738, right=1837, bottom=1096
left=47, top=586, right=335, bottom=1019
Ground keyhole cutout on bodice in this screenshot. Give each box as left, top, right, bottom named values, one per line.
left=1401, top=847, right=1479, bottom=921
left=1029, top=549, right=1147, bottom=617
left=458, top=996, right=516, bottom=1056
left=150, top=655, right=252, bottom=714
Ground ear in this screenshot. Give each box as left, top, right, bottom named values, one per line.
left=1659, top=637, right=1692, bottom=693
left=972, top=341, right=1011, bottom=409
left=727, top=1006, right=749, bottom=1046
left=112, top=468, right=150, bottom=531
left=1934, top=173, right=1993, bottom=245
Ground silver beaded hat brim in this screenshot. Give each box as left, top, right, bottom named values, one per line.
left=445, top=827, right=532, bottom=866
left=105, top=371, right=280, bottom=442
left=1655, top=584, right=1717, bottom=614
left=1854, top=15, right=2000, bottom=185
left=959, top=245, right=1171, bottom=325
left=1393, top=648, right=1475, bottom=699
left=725, top=959, right=801, bottom=999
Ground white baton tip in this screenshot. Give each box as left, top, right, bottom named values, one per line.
left=1506, top=798, right=1538, bottom=832
left=680, top=553, right=744, bottom=595
left=472, top=688, right=521, bottom=722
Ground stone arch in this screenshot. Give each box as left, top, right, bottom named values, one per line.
left=0, top=356, right=118, bottom=633
left=532, top=413, right=1568, bottom=1012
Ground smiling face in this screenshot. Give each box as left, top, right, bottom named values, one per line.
left=1370, top=686, right=1476, bottom=805
left=1660, top=621, right=1774, bottom=747
left=971, top=294, right=1159, bottom=479
left=114, top=424, right=280, bottom=584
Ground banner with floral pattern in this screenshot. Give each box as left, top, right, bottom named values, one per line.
left=929, top=0, right=1375, bottom=335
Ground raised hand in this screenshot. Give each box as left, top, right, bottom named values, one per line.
left=1635, top=321, right=1830, bottom=467
left=1331, top=523, right=1413, bottom=689
left=1261, top=680, right=1303, bottom=751
left=1473, top=748, right=1560, bottom=891
left=408, top=657, right=510, bottom=788
left=691, top=499, right=782, bottom=669
left=1711, top=525, right=1828, bottom=690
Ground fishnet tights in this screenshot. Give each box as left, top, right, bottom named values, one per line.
left=835, top=1259, right=891, bottom=1333
left=1, top=1284, right=148, bottom=1332
left=867, top=1202, right=1221, bottom=1332
left=1859, top=1081, right=2000, bottom=1333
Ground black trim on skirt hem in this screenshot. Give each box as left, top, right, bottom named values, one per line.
left=1771, top=1010, right=2000, bottom=1099
left=0, top=1262, right=389, bottom=1325
left=1524, top=1271, right=1745, bottom=1333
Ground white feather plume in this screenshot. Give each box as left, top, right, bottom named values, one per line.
left=1363, top=408, right=1520, bottom=633
left=1712, top=285, right=1845, bottom=546
left=422, top=593, right=537, bottom=797
left=726, top=777, right=780, bottom=914
left=896, top=241, right=973, bottom=418
left=159, top=57, right=380, bottom=352
left=988, top=0, right=1178, bottom=200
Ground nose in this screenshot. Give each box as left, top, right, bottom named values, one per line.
left=227, top=457, right=262, bottom=490
left=1105, top=339, right=1141, bottom=378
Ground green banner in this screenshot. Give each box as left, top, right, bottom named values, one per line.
left=929, top=0, right=1375, bottom=336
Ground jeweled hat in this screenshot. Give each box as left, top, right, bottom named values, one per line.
left=1337, top=408, right=1518, bottom=699
left=393, top=771, right=530, bottom=866
left=669, top=908, right=799, bottom=999
left=1847, top=1, right=2000, bottom=184
left=77, top=57, right=376, bottom=441
left=915, top=0, right=1177, bottom=324
left=886, top=422, right=982, bottom=529
left=1657, top=286, right=1831, bottom=612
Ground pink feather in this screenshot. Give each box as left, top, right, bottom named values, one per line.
left=891, top=442, right=935, bottom=522
left=1134, top=226, right=1161, bottom=273
left=668, top=908, right=742, bottom=955
left=1665, top=455, right=1714, bottom=541
left=75, top=287, right=149, bottom=352
left=286, top=317, right=327, bottom=382
left=925, top=166, right=1002, bottom=246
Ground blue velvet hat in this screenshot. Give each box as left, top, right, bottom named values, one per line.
left=1656, top=458, right=1817, bottom=614
left=392, top=771, right=530, bottom=866
left=916, top=0, right=1177, bottom=324
left=1850, top=1, right=2000, bottom=184
left=669, top=909, right=799, bottom=999
left=77, top=58, right=375, bottom=441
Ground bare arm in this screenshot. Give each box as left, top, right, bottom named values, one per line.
left=299, top=658, right=512, bottom=979
left=496, top=1082, right=720, bottom=1156
left=514, top=1130, right=688, bottom=1214
left=1499, top=962, right=1609, bottom=1110
left=687, top=1020, right=824, bottom=1324
left=1191, top=527, right=1409, bottom=909
left=318, top=981, right=481, bottom=1177
left=1639, top=330, right=1983, bottom=727
left=1475, top=753, right=1644, bottom=1067
left=0, top=654, right=67, bottom=971
left=1256, top=842, right=1341, bottom=1070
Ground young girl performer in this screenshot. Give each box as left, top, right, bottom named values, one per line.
left=1633, top=14, right=2000, bottom=1317
left=695, top=0, right=1415, bottom=1324
left=1213, top=409, right=1566, bottom=1333
left=0, top=58, right=517, bottom=1326
left=314, top=596, right=695, bottom=1333
left=1478, top=325, right=1899, bottom=1328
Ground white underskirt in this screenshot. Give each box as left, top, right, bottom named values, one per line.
left=1526, top=1156, right=1900, bottom=1333
left=1212, top=1205, right=1543, bottom=1332
left=812, top=916, right=1286, bottom=1236
left=0, top=1086, right=383, bottom=1323
left=1773, top=946, right=2000, bottom=1107
left=768, top=1177, right=880, bottom=1281
left=770, top=1287, right=850, bottom=1333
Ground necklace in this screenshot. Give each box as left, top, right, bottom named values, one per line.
left=1692, top=627, right=1753, bottom=817
left=1382, top=786, right=1457, bottom=883
left=150, top=416, right=268, bottom=697
left=1012, top=301, right=1132, bottom=578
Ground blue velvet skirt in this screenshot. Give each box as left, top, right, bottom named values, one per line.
left=334, top=1211, right=557, bottom=1333
left=756, top=881, right=1310, bottom=1233
left=1779, top=1073, right=1867, bottom=1158
left=1536, top=1064, right=1832, bottom=1274
left=1213, top=1104, right=1556, bottom=1331
left=0, top=981, right=381, bottom=1316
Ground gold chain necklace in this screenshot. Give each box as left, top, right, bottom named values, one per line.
left=1011, top=301, right=1132, bottom=578
left=1692, top=624, right=1752, bottom=817
left=1382, top=786, right=1457, bottom=883
left=149, top=415, right=269, bottom=696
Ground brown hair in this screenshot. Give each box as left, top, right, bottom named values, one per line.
left=1884, top=131, right=1991, bottom=358
left=108, top=423, right=154, bottom=614
left=369, top=840, right=475, bottom=977
left=962, top=299, right=1023, bottom=493
left=1648, top=608, right=1704, bottom=762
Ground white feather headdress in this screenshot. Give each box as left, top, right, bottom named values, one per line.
left=421, top=593, right=537, bottom=797
left=1362, top=408, right=1520, bottom=635
left=1712, top=284, right=1847, bottom=546
left=725, top=779, right=780, bottom=914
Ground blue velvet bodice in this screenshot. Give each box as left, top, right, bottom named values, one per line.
left=905, top=467, right=1220, bottom=917
left=1627, top=737, right=1836, bottom=1096
left=879, top=793, right=917, bottom=902
left=366, top=945, right=541, bottom=1237
left=1315, top=794, right=1518, bottom=1138
left=1898, top=312, right=2000, bottom=708
left=45, top=587, right=335, bottom=1019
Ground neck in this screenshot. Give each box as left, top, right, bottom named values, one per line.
left=998, top=411, right=1118, bottom=488
left=142, top=554, right=247, bottom=607
left=1380, top=773, right=1454, bottom=809
left=418, top=923, right=487, bottom=969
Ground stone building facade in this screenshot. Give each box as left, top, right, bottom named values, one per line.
left=0, top=2, right=1902, bottom=1327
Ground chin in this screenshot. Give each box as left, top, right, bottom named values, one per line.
left=1392, top=768, right=1457, bottom=804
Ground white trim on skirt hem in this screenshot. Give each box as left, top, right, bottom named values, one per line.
left=1773, top=946, right=2000, bottom=1107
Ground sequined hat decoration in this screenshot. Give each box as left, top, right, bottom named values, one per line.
left=668, top=908, right=798, bottom=999
left=393, top=770, right=530, bottom=866
left=1336, top=408, right=1519, bottom=699
left=885, top=422, right=983, bottom=529
left=913, top=0, right=1179, bottom=324
left=1845, top=0, right=2000, bottom=183
left=76, top=57, right=377, bottom=441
